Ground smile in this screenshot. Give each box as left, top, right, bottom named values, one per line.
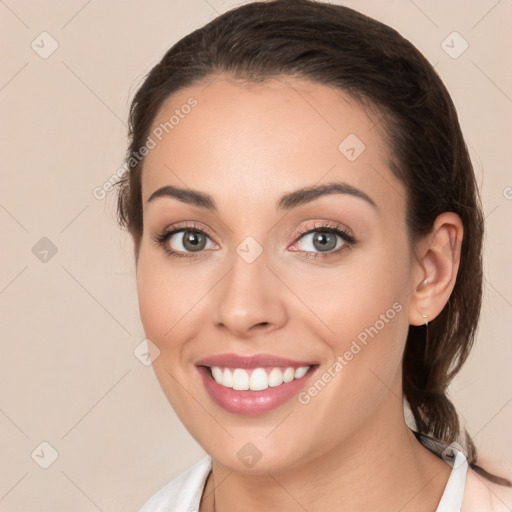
left=195, top=353, right=319, bottom=415
left=209, top=365, right=311, bottom=391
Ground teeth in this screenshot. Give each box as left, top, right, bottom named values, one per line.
left=250, top=368, right=268, bottom=391
left=294, top=366, right=309, bottom=379
left=268, top=367, right=283, bottom=387
left=209, top=365, right=311, bottom=391
left=283, top=367, right=295, bottom=383
left=223, top=368, right=233, bottom=388
left=232, top=368, right=249, bottom=390
left=211, top=367, right=223, bottom=382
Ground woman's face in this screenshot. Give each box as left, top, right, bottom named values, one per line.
left=136, top=76, right=420, bottom=472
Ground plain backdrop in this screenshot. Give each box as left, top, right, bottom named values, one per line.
left=1, top=1, right=511, bottom=510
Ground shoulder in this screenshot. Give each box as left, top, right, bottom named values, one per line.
left=138, top=455, right=213, bottom=512
left=462, top=460, right=512, bottom=512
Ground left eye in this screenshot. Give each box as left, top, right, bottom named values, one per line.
left=292, top=227, right=353, bottom=255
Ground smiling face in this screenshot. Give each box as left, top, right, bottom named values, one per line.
left=135, top=75, right=420, bottom=473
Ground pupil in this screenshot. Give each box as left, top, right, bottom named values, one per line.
left=314, top=232, right=336, bottom=252
left=184, top=231, right=205, bottom=251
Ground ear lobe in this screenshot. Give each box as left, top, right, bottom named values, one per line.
left=408, top=212, right=463, bottom=326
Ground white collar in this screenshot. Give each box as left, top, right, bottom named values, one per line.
left=413, top=430, right=468, bottom=511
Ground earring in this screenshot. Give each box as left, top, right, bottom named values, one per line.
left=420, top=311, right=429, bottom=358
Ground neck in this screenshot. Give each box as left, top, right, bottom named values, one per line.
left=200, top=389, right=451, bottom=512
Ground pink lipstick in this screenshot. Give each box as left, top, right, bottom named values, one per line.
left=195, top=353, right=319, bottom=415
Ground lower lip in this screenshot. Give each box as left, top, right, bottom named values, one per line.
left=197, top=365, right=318, bottom=415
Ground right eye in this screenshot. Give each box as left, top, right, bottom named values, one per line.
left=153, top=225, right=217, bottom=260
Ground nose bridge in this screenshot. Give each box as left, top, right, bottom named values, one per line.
left=213, top=237, right=286, bottom=336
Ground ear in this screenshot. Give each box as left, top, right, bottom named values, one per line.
left=408, top=212, right=464, bottom=326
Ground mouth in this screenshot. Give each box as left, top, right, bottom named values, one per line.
left=205, top=364, right=312, bottom=391
left=195, top=354, right=319, bottom=415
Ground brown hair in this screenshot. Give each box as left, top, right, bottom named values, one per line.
left=114, top=0, right=510, bottom=486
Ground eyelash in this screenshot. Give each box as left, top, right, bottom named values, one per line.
left=152, top=221, right=357, bottom=261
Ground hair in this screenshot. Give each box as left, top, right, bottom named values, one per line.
left=114, top=0, right=510, bottom=486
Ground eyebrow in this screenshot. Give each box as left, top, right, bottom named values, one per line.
left=146, top=181, right=378, bottom=211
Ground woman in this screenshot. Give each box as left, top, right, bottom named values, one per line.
left=115, top=0, right=511, bottom=510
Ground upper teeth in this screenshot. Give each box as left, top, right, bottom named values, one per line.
left=210, top=366, right=310, bottom=391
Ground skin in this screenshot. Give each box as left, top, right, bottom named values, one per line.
left=135, top=75, right=463, bottom=511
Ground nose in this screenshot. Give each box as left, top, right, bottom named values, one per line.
left=213, top=250, right=288, bottom=339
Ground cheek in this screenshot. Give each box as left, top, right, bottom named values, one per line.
left=303, top=240, right=410, bottom=336
left=136, top=256, right=163, bottom=339
left=299, top=238, right=412, bottom=383
left=136, top=247, right=178, bottom=346
left=135, top=245, right=210, bottom=357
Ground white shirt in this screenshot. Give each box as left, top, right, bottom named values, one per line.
left=139, top=431, right=469, bottom=512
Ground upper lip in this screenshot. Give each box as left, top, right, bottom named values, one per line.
left=195, top=353, right=318, bottom=369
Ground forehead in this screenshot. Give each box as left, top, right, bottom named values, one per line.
left=140, top=75, right=406, bottom=216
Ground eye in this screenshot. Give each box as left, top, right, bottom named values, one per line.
left=290, top=222, right=356, bottom=260
left=152, top=223, right=216, bottom=260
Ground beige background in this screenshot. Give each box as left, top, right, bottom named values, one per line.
left=1, top=0, right=511, bottom=510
